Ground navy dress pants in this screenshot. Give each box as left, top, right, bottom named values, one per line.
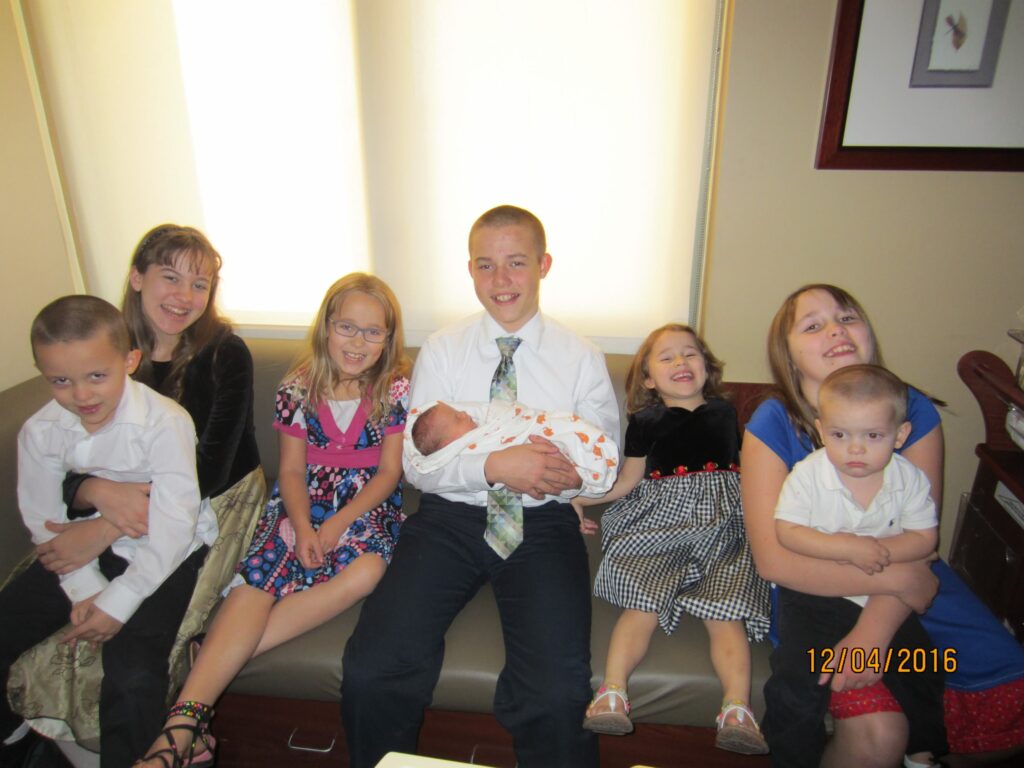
left=0, top=546, right=206, bottom=768
left=341, top=494, right=598, bottom=768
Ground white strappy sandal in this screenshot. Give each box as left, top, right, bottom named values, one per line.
left=715, top=700, right=769, bottom=755
left=582, top=683, right=634, bottom=735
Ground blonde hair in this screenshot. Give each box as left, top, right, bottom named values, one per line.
left=122, top=224, right=230, bottom=400
left=286, top=273, right=410, bottom=422
left=625, top=323, right=724, bottom=414
left=767, top=284, right=882, bottom=448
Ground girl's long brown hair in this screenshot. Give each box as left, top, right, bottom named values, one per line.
left=625, top=323, right=724, bottom=414
left=122, top=224, right=231, bottom=400
left=286, top=273, right=410, bottom=423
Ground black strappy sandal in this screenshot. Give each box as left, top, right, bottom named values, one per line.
left=134, top=700, right=215, bottom=768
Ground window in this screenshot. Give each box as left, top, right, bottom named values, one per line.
left=22, top=0, right=723, bottom=349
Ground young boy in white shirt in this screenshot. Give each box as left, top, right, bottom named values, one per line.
left=771, top=364, right=947, bottom=766
left=0, top=295, right=216, bottom=767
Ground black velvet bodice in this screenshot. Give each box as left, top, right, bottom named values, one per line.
left=624, top=398, right=740, bottom=478
left=170, top=332, right=261, bottom=498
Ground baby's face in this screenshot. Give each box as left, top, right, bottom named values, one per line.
left=815, top=397, right=910, bottom=481
left=433, top=403, right=478, bottom=449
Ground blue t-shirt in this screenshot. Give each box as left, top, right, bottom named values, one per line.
left=746, top=387, right=940, bottom=471
left=747, top=388, right=1024, bottom=691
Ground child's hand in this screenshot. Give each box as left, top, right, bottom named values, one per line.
left=294, top=525, right=325, bottom=570
left=90, top=479, right=151, bottom=538
left=69, top=594, right=99, bottom=627
left=571, top=499, right=598, bottom=535
left=318, top=518, right=349, bottom=554
left=843, top=535, right=891, bottom=574
left=37, top=518, right=117, bottom=574
left=64, top=596, right=123, bottom=646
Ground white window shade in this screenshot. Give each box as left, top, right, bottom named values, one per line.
left=22, top=0, right=722, bottom=351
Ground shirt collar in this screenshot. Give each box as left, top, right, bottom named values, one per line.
left=479, top=311, right=544, bottom=353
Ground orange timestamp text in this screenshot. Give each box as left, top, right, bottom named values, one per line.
left=807, top=647, right=957, bottom=675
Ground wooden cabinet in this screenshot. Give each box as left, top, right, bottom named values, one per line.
left=949, top=351, right=1024, bottom=643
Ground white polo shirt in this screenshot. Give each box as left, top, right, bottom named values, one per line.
left=775, top=448, right=936, bottom=605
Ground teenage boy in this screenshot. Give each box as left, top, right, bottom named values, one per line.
left=342, top=205, right=619, bottom=767
left=0, top=295, right=215, bottom=767
left=768, top=364, right=947, bottom=767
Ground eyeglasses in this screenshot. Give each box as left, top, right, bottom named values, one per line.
left=328, top=319, right=388, bottom=344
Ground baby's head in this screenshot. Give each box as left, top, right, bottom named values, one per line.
left=31, top=295, right=141, bottom=433
left=815, top=364, right=911, bottom=481
left=412, top=402, right=478, bottom=456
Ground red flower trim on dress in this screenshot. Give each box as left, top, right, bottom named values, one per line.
left=648, top=462, right=740, bottom=479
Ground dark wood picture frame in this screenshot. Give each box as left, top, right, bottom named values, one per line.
left=815, top=0, right=1024, bottom=172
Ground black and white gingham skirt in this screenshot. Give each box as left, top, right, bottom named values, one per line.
left=594, top=471, right=769, bottom=641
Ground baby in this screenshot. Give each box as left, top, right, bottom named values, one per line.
left=406, top=400, right=619, bottom=497
left=771, top=364, right=946, bottom=765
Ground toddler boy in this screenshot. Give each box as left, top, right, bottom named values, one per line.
left=771, top=364, right=947, bottom=764
left=0, top=295, right=216, bottom=767
left=407, top=400, right=618, bottom=498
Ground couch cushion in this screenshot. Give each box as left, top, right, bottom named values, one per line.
left=226, top=492, right=771, bottom=727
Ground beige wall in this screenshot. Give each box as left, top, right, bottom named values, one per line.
left=704, top=0, right=1024, bottom=554
left=0, top=1, right=77, bottom=391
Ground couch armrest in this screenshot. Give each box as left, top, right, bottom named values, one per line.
left=0, top=376, right=50, bottom=576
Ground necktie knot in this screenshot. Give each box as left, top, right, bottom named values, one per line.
left=496, top=336, right=522, bottom=360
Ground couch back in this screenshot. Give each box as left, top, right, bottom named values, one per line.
left=0, top=338, right=774, bottom=574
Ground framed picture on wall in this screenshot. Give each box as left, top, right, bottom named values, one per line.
left=816, top=0, right=1024, bottom=171
left=909, top=0, right=1010, bottom=87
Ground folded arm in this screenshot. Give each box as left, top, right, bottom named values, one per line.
left=742, top=433, right=938, bottom=611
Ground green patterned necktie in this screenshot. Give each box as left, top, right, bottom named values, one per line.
left=485, top=336, right=523, bottom=558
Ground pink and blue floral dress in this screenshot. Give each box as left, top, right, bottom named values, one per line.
left=237, top=376, right=409, bottom=598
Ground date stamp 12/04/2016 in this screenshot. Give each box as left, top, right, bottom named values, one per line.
left=807, top=647, right=957, bottom=675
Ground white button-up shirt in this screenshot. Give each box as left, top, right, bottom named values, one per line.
left=404, top=311, right=620, bottom=506
left=17, top=377, right=217, bottom=623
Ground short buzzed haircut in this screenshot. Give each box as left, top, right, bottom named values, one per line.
left=30, top=295, right=131, bottom=361
left=819, top=364, right=908, bottom=425
left=411, top=404, right=445, bottom=457
left=468, top=205, right=546, bottom=257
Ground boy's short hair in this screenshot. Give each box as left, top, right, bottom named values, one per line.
left=468, top=205, right=546, bottom=257
left=31, top=295, right=131, bottom=360
left=819, top=364, right=908, bottom=425
left=411, top=404, right=444, bottom=457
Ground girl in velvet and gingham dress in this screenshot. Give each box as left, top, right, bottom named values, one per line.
left=573, top=323, right=769, bottom=756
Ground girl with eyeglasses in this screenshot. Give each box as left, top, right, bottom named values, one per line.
left=138, top=273, right=411, bottom=767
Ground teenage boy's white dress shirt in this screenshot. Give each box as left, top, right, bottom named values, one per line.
left=17, top=376, right=217, bottom=623
left=404, top=311, right=620, bottom=506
